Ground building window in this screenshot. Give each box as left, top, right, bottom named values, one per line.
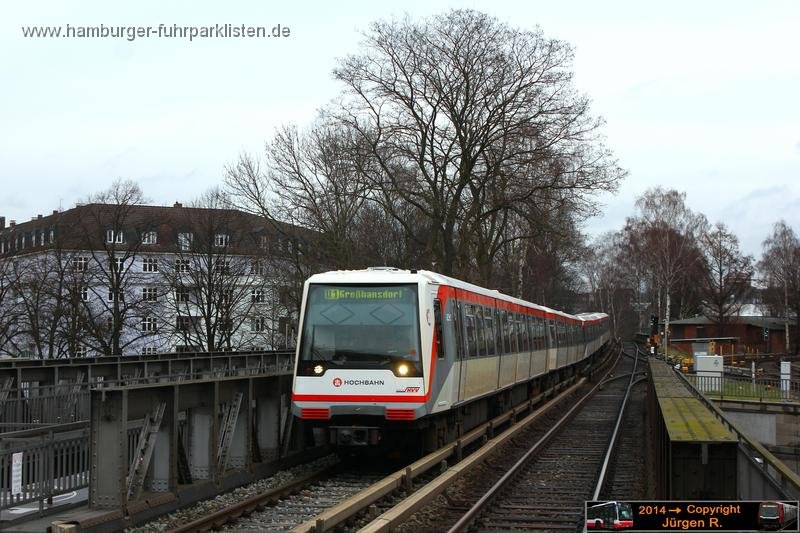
left=111, top=257, right=125, bottom=272
left=175, top=259, right=190, bottom=273
left=259, top=235, right=269, bottom=251
left=141, top=346, right=158, bottom=355
left=39, top=231, right=45, bottom=246
left=214, top=233, right=230, bottom=247
left=251, top=317, right=267, bottom=332
left=215, top=259, right=231, bottom=274
left=80, top=287, right=88, bottom=301
left=220, top=289, right=233, bottom=306
left=49, top=229, right=55, bottom=244
left=142, top=257, right=158, bottom=272
left=72, top=256, right=89, bottom=272
left=142, top=287, right=158, bottom=302
left=175, top=288, right=190, bottom=303
left=107, top=289, right=121, bottom=302
left=251, top=289, right=264, bottom=303
left=250, top=259, right=267, bottom=276
left=178, top=232, right=193, bottom=251
left=74, top=346, right=87, bottom=357
left=142, top=231, right=158, bottom=245
left=177, top=316, right=193, bottom=332
left=106, top=229, right=124, bottom=244
left=141, top=316, right=158, bottom=332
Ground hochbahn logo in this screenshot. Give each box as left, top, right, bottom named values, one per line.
left=332, top=377, right=385, bottom=387
left=397, top=386, right=420, bottom=393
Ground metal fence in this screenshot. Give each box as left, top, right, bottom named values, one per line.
left=0, top=352, right=293, bottom=433
left=0, top=425, right=89, bottom=512
left=0, top=353, right=295, bottom=516
left=0, top=385, right=90, bottom=432
left=684, top=374, right=799, bottom=402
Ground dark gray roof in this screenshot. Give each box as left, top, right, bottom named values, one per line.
left=664, top=316, right=790, bottom=329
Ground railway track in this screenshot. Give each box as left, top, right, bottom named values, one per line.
left=354, top=342, right=640, bottom=532
left=157, top=341, right=625, bottom=533
left=443, top=344, right=640, bottom=532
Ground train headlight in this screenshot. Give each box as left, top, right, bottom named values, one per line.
left=397, top=363, right=409, bottom=376
left=313, top=364, right=324, bottom=375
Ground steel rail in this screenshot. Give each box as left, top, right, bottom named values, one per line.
left=166, top=464, right=338, bottom=533
left=353, top=341, right=622, bottom=533
left=291, top=376, right=591, bottom=533
left=174, top=340, right=620, bottom=533
left=295, top=341, right=621, bottom=533
left=444, top=343, right=625, bottom=533
left=591, top=342, right=641, bottom=500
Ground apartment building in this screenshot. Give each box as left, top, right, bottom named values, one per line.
left=0, top=202, right=303, bottom=358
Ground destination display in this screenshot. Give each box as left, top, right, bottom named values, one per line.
left=585, top=500, right=799, bottom=531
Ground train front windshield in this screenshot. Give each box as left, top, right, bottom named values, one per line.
left=760, top=503, right=779, bottom=519
left=619, top=503, right=633, bottom=520
left=298, top=284, right=423, bottom=375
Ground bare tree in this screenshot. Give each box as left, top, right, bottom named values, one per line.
left=8, top=253, right=63, bottom=357
left=160, top=189, right=275, bottom=351
left=697, top=222, right=754, bottom=335
left=624, top=188, right=707, bottom=356
left=333, top=9, right=624, bottom=281
left=75, top=180, right=154, bottom=355
left=759, top=221, right=800, bottom=354
left=0, top=259, right=21, bottom=355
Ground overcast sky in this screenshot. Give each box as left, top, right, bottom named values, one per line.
left=1, top=0, right=798, bottom=257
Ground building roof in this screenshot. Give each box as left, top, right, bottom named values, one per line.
left=0, top=202, right=310, bottom=258
left=665, top=316, right=790, bottom=330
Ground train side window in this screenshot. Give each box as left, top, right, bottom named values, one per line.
left=502, top=310, right=512, bottom=354
left=475, top=306, right=486, bottom=357
left=522, top=315, right=530, bottom=353
left=519, top=314, right=528, bottom=352
left=498, top=309, right=507, bottom=355
left=484, top=308, right=496, bottom=356
left=464, top=304, right=478, bottom=358
left=510, top=314, right=519, bottom=353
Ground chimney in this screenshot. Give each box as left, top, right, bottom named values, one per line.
left=10, top=220, right=16, bottom=228
left=0, top=217, right=4, bottom=230
left=173, top=202, right=183, bottom=208
left=52, top=210, right=58, bottom=215
left=37, top=214, right=43, bottom=220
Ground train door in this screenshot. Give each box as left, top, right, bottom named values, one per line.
left=430, top=285, right=450, bottom=411
left=455, top=291, right=470, bottom=403
left=439, top=295, right=463, bottom=409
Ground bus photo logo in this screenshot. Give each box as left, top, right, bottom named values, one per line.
left=397, top=386, right=420, bottom=393
left=333, top=377, right=343, bottom=387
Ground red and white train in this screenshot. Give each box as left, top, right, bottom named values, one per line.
left=291, top=267, right=610, bottom=452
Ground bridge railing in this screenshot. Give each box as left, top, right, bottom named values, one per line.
left=0, top=352, right=294, bottom=432
left=0, top=423, right=89, bottom=513
left=684, top=374, right=799, bottom=402
left=676, top=371, right=800, bottom=499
